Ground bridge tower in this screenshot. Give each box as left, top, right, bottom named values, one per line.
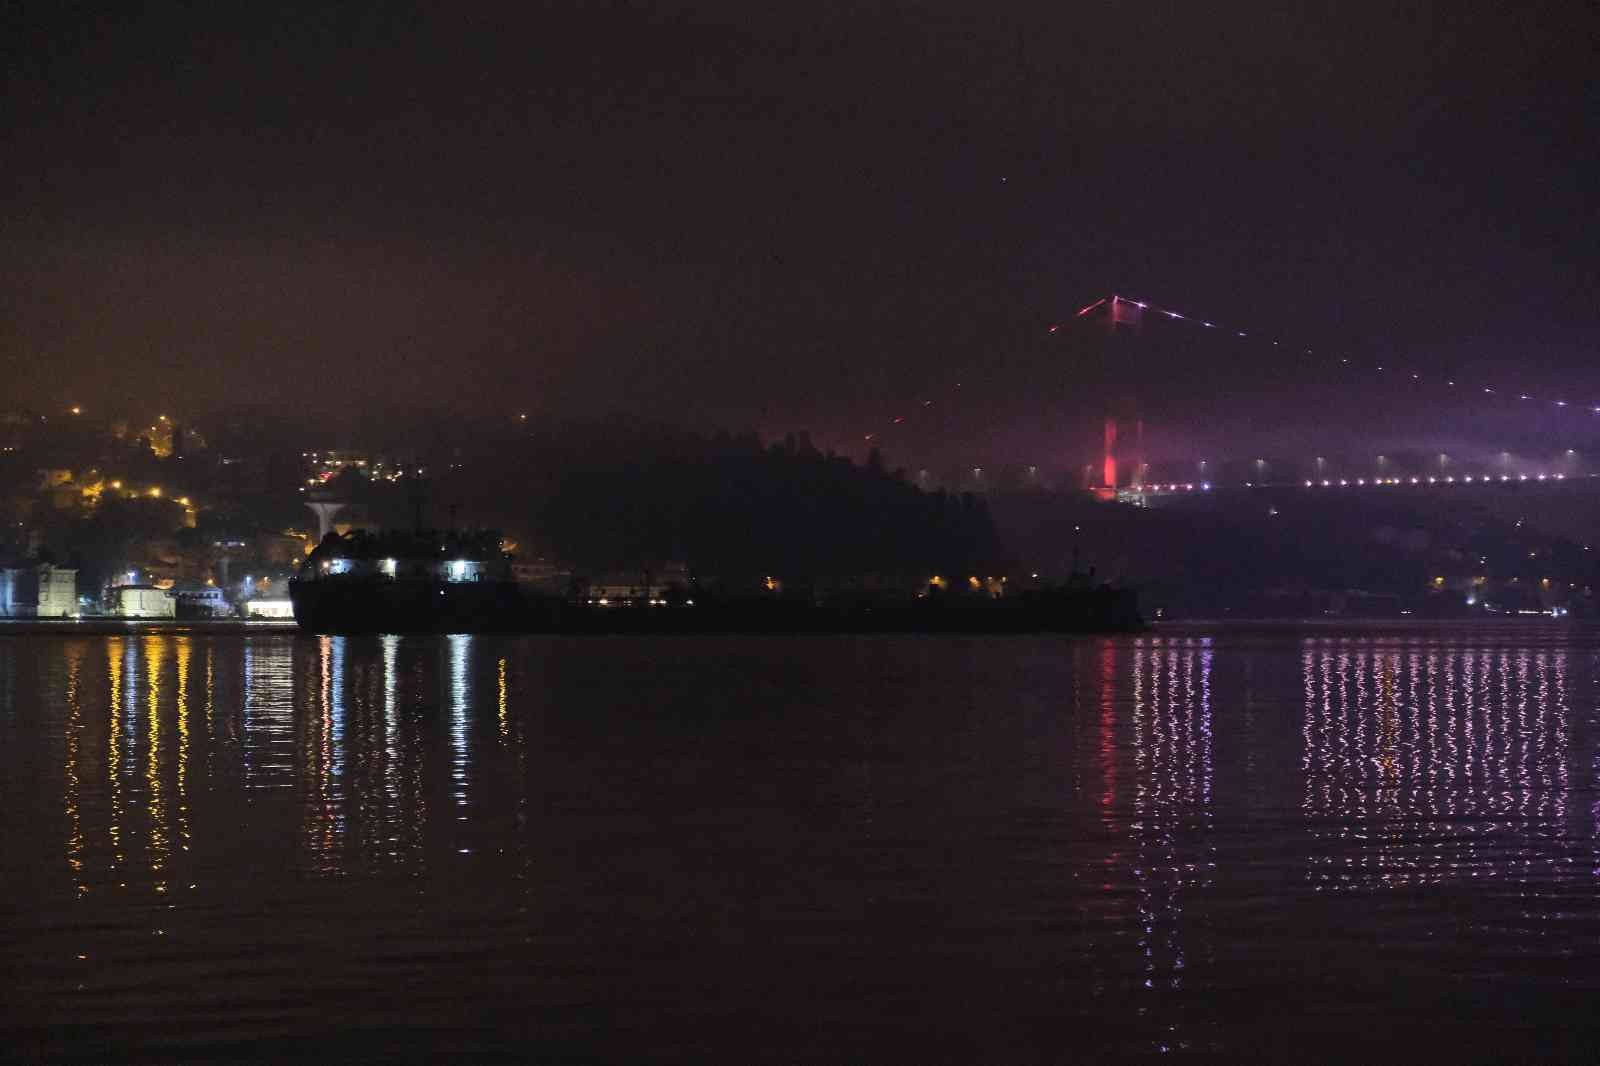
left=1080, top=295, right=1147, bottom=499
left=1103, top=416, right=1117, bottom=491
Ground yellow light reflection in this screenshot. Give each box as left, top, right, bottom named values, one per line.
left=176, top=636, right=191, bottom=852
left=145, top=636, right=168, bottom=888
left=107, top=638, right=124, bottom=869
left=64, top=642, right=85, bottom=893
left=497, top=657, right=509, bottom=740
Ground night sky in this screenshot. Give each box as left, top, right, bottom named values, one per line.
left=4, top=2, right=1596, bottom=463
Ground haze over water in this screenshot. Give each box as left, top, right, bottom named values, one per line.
left=4, top=624, right=1600, bottom=1062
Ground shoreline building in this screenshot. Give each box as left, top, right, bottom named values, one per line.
left=244, top=598, right=295, bottom=619
left=0, top=563, right=77, bottom=618
left=172, top=583, right=231, bottom=618
left=115, top=585, right=176, bottom=619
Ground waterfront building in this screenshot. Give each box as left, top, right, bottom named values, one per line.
left=0, top=564, right=77, bottom=618
left=116, top=585, right=176, bottom=619
left=171, top=584, right=231, bottom=618
left=245, top=598, right=295, bottom=619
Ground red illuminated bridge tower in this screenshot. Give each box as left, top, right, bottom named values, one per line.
left=1093, top=296, right=1145, bottom=499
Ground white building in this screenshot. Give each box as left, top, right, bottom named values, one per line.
left=116, top=585, right=176, bottom=619
left=171, top=584, right=231, bottom=618
left=245, top=599, right=295, bottom=619
left=0, top=564, right=77, bottom=618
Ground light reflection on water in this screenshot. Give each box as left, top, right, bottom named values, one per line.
left=1300, top=644, right=1572, bottom=892
left=6, top=625, right=1600, bottom=1061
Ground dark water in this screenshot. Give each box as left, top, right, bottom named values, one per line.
left=5, top=623, right=1600, bottom=1063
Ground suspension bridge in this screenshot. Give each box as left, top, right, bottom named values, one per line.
left=856, top=291, right=1600, bottom=500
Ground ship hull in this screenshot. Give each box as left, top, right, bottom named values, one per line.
left=290, top=579, right=538, bottom=633
left=290, top=579, right=1141, bottom=634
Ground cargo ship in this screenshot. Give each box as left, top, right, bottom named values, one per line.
left=290, top=530, right=534, bottom=632
left=291, top=530, right=1141, bottom=634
